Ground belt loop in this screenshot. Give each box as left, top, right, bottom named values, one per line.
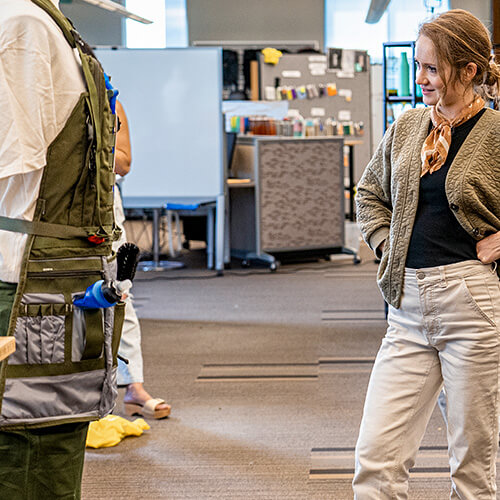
left=439, top=266, right=447, bottom=287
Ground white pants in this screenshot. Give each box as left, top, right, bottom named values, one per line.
left=116, top=292, right=144, bottom=385
left=114, top=186, right=144, bottom=385
left=353, top=260, right=500, bottom=499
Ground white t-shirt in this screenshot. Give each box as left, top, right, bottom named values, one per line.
left=0, top=0, right=85, bottom=283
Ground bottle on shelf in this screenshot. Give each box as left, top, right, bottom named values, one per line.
left=399, top=52, right=410, bottom=97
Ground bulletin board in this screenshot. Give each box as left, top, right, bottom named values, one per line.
left=95, top=48, right=224, bottom=199
left=259, top=51, right=372, bottom=183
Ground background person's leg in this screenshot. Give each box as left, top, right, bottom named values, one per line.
left=117, top=294, right=144, bottom=386
left=118, top=295, right=171, bottom=418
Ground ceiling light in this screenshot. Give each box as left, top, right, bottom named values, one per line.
left=78, top=0, right=153, bottom=24
left=365, top=0, right=392, bottom=24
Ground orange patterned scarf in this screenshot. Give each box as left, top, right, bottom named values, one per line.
left=420, top=95, right=485, bottom=177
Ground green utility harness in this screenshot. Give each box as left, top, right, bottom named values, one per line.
left=0, top=0, right=124, bottom=429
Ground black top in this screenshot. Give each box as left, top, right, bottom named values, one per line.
left=405, top=108, right=486, bottom=269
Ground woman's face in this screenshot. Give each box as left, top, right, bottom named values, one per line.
left=415, top=35, right=447, bottom=107
left=415, top=35, right=469, bottom=116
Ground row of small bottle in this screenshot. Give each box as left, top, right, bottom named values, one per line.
left=294, top=117, right=364, bottom=137
left=228, top=115, right=364, bottom=137
left=272, top=83, right=338, bottom=101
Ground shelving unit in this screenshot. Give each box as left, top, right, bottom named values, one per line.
left=383, top=41, right=423, bottom=130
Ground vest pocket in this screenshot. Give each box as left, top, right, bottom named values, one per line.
left=9, top=295, right=68, bottom=365
left=72, top=304, right=104, bottom=362
left=111, top=302, right=125, bottom=366
left=16, top=258, right=107, bottom=368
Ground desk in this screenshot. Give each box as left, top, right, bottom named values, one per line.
left=123, top=196, right=225, bottom=274
left=0, top=337, right=15, bottom=361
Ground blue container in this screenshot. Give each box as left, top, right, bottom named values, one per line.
left=74, top=280, right=116, bottom=309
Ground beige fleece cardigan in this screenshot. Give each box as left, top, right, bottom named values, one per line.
left=356, top=106, right=500, bottom=308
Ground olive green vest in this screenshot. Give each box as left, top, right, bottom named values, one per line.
left=0, top=0, right=124, bottom=429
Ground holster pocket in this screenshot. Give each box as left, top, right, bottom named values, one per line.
left=111, top=302, right=125, bottom=366
left=72, top=303, right=104, bottom=362
left=9, top=295, right=68, bottom=365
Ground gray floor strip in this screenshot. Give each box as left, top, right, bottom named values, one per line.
left=319, top=357, right=375, bottom=373
left=323, top=272, right=377, bottom=279
left=310, top=446, right=500, bottom=480
left=321, top=309, right=386, bottom=321
left=198, top=362, right=319, bottom=381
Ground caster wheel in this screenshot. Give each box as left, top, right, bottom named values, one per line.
left=269, top=262, right=279, bottom=272
left=241, top=260, right=250, bottom=268
left=354, top=258, right=361, bottom=265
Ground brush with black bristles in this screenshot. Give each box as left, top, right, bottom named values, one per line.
left=116, top=242, right=140, bottom=282
left=111, top=243, right=140, bottom=299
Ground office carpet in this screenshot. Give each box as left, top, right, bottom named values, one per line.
left=81, top=257, right=498, bottom=499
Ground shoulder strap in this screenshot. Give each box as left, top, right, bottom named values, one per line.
left=30, top=0, right=77, bottom=48
left=30, top=0, right=108, bottom=232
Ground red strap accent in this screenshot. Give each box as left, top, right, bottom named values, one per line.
left=88, top=235, right=105, bottom=245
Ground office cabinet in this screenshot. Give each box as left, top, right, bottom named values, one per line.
left=229, top=136, right=345, bottom=267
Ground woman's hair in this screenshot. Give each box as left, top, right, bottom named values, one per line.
left=418, top=9, right=500, bottom=106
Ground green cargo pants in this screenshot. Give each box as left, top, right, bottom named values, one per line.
left=0, top=281, right=89, bottom=500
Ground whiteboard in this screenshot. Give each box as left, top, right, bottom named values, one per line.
left=96, top=48, right=224, bottom=199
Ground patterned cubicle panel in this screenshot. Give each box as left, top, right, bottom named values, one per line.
left=257, top=138, right=344, bottom=252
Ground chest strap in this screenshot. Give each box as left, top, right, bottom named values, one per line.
left=0, top=216, right=109, bottom=240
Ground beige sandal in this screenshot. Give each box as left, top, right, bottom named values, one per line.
left=124, top=398, right=171, bottom=419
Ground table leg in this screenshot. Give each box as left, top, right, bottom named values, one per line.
left=207, top=207, right=214, bottom=270
left=348, top=144, right=355, bottom=222
left=215, top=194, right=225, bottom=274
left=152, top=207, right=160, bottom=265
left=137, top=207, right=184, bottom=272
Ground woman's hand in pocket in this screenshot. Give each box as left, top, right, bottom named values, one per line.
left=476, top=231, right=500, bottom=264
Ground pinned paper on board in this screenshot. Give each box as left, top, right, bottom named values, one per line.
left=311, top=107, right=326, bottom=117
left=282, top=70, right=301, bottom=78
left=265, top=86, right=276, bottom=100
left=341, top=50, right=356, bottom=74
left=337, top=71, right=355, bottom=79
left=328, top=48, right=367, bottom=76
left=355, top=51, right=368, bottom=72
left=327, top=48, right=343, bottom=70
left=338, top=110, right=352, bottom=121
left=338, top=89, right=353, bottom=102
left=309, top=62, right=327, bottom=72
left=308, top=55, right=327, bottom=63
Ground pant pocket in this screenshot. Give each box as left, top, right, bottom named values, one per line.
left=460, top=275, right=497, bottom=327
left=9, top=295, right=68, bottom=365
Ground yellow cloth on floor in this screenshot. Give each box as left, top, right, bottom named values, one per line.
left=86, top=415, right=150, bottom=448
